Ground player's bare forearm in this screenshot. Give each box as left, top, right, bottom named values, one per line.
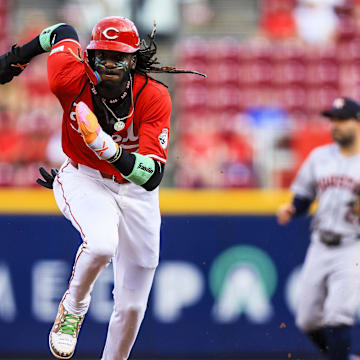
left=0, top=23, right=78, bottom=84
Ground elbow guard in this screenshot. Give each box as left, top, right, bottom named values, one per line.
left=39, top=23, right=66, bottom=51
left=39, top=23, right=79, bottom=52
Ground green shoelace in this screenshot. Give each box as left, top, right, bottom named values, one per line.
left=60, top=313, right=82, bottom=336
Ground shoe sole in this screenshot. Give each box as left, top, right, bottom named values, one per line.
left=49, top=334, right=74, bottom=360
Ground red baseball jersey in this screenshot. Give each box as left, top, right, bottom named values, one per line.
left=47, top=39, right=171, bottom=180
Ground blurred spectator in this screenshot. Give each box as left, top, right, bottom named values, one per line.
left=174, top=109, right=256, bottom=188
left=221, top=130, right=257, bottom=188
left=174, top=116, right=227, bottom=187
left=294, top=0, right=344, bottom=45
left=0, top=106, right=55, bottom=187
left=0, top=8, right=63, bottom=187
left=256, top=0, right=298, bottom=42
left=0, top=108, right=24, bottom=163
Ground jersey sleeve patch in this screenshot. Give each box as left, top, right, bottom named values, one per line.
left=158, top=128, right=169, bottom=150
left=49, top=39, right=81, bottom=57
left=49, top=45, right=64, bottom=56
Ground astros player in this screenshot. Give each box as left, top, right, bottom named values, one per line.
left=0, top=17, right=204, bottom=359
left=277, top=97, right=360, bottom=360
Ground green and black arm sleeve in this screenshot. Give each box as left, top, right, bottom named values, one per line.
left=0, top=23, right=79, bottom=84
left=108, top=148, right=165, bottom=191
left=19, top=23, right=79, bottom=59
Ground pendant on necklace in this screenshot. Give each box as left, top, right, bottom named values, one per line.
left=114, top=121, right=126, bottom=131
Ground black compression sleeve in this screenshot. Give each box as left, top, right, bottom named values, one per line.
left=18, top=24, right=79, bottom=61
left=18, top=37, right=44, bottom=61
left=109, top=149, right=165, bottom=190
left=292, top=195, right=312, bottom=217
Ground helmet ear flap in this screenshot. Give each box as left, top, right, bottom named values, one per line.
left=83, top=50, right=101, bottom=85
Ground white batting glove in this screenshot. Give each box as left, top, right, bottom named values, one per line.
left=75, top=101, right=118, bottom=160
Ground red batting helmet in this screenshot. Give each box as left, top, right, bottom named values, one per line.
left=87, top=16, right=140, bottom=53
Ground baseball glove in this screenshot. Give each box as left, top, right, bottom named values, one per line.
left=36, top=167, right=58, bottom=189
left=0, top=45, right=29, bottom=85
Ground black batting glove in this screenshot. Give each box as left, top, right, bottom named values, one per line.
left=36, top=167, right=58, bottom=189
left=0, top=45, right=29, bottom=85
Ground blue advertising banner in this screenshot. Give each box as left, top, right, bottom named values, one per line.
left=0, top=215, right=359, bottom=358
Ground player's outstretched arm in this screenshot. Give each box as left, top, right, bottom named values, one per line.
left=0, top=23, right=78, bottom=85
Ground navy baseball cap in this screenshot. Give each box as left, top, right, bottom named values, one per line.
left=322, top=97, right=360, bottom=120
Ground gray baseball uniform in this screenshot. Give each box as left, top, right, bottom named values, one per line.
left=291, top=143, right=360, bottom=331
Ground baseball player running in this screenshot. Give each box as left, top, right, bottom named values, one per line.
left=0, top=17, right=204, bottom=360
left=277, top=97, right=360, bottom=360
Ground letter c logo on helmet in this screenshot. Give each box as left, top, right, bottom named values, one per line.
left=87, top=16, right=140, bottom=53
left=102, top=27, right=120, bottom=40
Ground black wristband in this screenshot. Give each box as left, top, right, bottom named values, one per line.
left=110, top=149, right=136, bottom=176
left=109, top=149, right=165, bottom=191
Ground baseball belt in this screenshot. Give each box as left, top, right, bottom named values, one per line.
left=319, top=230, right=342, bottom=246
left=70, top=160, right=129, bottom=184
left=319, top=230, right=360, bottom=246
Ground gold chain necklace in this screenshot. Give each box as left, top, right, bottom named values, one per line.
left=101, top=74, right=134, bottom=131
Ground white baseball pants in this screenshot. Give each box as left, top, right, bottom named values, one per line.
left=53, top=160, right=161, bottom=360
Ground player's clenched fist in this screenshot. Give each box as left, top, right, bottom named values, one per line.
left=0, top=45, right=29, bottom=84
left=277, top=203, right=295, bottom=225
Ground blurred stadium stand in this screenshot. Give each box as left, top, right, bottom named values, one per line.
left=0, top=0, right=354, bottom=188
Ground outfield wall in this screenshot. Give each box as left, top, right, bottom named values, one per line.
left=0, top=189, right=358, bottom=358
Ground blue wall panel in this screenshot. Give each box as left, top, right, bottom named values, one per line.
left=0, top=215, right=359, bottom=358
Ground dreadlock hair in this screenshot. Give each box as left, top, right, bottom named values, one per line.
left=135, top=21, right=206, bottom=79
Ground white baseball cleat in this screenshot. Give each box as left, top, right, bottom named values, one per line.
left=49, top=303, right=84, bottom=359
